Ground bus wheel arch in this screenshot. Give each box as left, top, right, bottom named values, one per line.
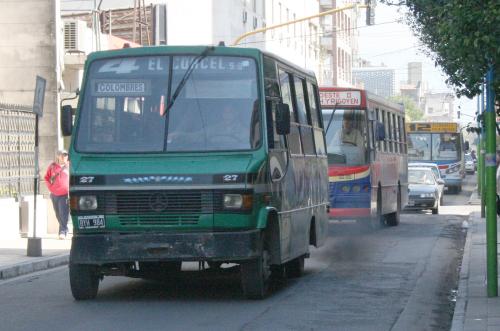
left=309, top=216, right=317, bottom=246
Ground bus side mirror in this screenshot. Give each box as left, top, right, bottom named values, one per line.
left=61, top=105, right=73, bottom=136
left=276, top=102, right=290, bottom=135
left=376, top=122, right=386, bottom=141
left=464, top=141, right=470, bottom=151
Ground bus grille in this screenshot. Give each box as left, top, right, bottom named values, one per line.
left=118, top=214, right=200, bottom=226
left=100, top=190, right=220, bottom=226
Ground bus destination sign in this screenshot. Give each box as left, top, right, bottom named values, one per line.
left=406, top=122, right=458, bottom=132
left=320, top=91, right=361, bottom=107
left=91, top=79, right=151, bottom=97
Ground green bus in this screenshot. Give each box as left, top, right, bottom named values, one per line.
left=62, top=45, right=329, bottom=300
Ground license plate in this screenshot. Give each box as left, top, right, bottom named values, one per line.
left=407, top=200, right=415, bottom=206
left=78, top=215, right=105, bottom=229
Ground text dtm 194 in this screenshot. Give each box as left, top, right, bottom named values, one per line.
left=61, top=45, right=329, bottom=300
left=320, top=87, right=408, bottom=227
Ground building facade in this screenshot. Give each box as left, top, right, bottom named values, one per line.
left=352, top=66, right=396, bottom=98
left=319, top=0, right=358, bottom=87
left=422, top=92, right=455, bottom=121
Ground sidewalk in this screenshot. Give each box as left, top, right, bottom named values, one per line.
left=0, top=235, right=70, bottom=280
left=451, top=211, right=500, bottom=331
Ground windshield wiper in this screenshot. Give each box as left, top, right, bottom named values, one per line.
left=325, top=103, right=338, bottom=134
left=163, top=46, right=215, bottom=115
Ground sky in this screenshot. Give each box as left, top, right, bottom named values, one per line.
left=61, top=1, right=478, bottom=125
left=355, top=2, right=478, bottom=125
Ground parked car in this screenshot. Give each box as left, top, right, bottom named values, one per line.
left=406, top=167, right=441, bottom=214
left=464, top=153, right=475, bottom=174
left=408, top=162, right=445, bottom=205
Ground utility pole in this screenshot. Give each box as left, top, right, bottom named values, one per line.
left=477, top=94, right=482, bottom=197
left=481, top=83, right=486, bottom=218
left=485, top=65, right=497, bottom=297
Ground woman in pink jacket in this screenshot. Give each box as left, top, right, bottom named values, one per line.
left=44, top=150, right=70, bottom=239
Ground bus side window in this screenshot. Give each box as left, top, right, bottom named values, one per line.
left=265, top=100, right=286, bottom=150
left=386, top=112, right=394, bottom=153
left=383, top=110, right=389, bottom=152
left=375, top=108, right=381, bottom=152
left=400, top=117, right=407, bottom=153
left=293, top=76, right=315, bottom=155
left=279, top=68, right=302, bottom=155
left=306, top=81, right=326, bottom=156
left=392, top=113, right=399, bottom=154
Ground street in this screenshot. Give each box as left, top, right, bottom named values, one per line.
left=0, top=175, right=478, bottom=331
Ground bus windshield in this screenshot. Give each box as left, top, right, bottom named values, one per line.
left=75, top=55, right=260, bottom=153
left=408, top=132, right=460, bottom=161
left=323, top=108, right=367, bottom=165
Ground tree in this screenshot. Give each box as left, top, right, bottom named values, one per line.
left=389, top=95, right=423, bottom=121
left=381, top=0, right=500, bottom=99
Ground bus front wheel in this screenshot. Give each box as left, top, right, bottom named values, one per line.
left=69, top=263, right=100, bottom=300
left=241, top=235, right=271, bottom=299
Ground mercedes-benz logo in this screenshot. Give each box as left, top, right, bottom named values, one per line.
left=149, top=193, right=168, bottom=212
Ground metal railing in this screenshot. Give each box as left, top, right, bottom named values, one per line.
left=0, top=102, right=36, bottom=198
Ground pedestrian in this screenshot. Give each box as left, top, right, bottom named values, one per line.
left=44, top=149, right=70, bottom=239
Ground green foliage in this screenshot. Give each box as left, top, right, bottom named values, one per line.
left=381, top=0, right=500, bottom=98
left=389, top=95, right=423, bottom=121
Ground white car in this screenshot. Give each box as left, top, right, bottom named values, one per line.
left=408, top=162, right=445, bottom=205
left=464, top=154, right=475, bottom=174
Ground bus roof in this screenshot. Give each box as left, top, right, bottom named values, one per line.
left=84, top=45, right=316, bottom=80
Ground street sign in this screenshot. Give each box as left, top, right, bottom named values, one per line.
left=32, top=76, right=46, bottom=117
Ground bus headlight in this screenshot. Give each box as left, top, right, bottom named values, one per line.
left=78, top=195, right=98, bottom=210
left=223, top=194, right=253, bottom=210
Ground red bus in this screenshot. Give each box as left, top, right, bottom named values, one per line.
left=320, top=87, right=408, bottom=227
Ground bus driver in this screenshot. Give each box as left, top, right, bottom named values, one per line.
left=337, top=111, right=363, bottom=147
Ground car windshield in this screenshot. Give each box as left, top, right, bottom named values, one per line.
left=323, top=108, right=367, bottom=165
left=75, top=55, right=260, bottom=153
left=409, top=169, right=436, bottom=185
left=465, top=154, right=473, bottom=162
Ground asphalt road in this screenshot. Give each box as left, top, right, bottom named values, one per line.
left=0, top=175, right=479, bottom=331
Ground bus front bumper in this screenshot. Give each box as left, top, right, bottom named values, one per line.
left=70, top=230, right=261, bottom=265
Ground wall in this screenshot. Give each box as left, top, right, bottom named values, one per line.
left=0, top=0, right=61, bottom=194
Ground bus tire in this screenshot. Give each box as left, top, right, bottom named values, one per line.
left=286, top=255, right=305, bottom=278
left=371, top=186, right=385, bottom=229
left=69, top=263, right=100, bottom=301
left=386, top=187, right=401, bottom=227
left=241, top=235, right=271, bottom=299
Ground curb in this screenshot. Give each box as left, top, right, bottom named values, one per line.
left=450, top=212, right=474, bottom=331
left=0, top=254, right=69, bottom=280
